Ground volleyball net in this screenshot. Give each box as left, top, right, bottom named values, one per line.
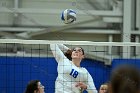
left=0, top=39, right=140, bottom=93
left=0, top=39, right=140, bottom=65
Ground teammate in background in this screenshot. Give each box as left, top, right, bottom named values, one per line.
left=109, top=65, right=140, bottom=93
left=99, top=83, right=109, bottom=93
left=24, top=80, right=45, bottom=93
left=50, top=44, right=97, bottom=93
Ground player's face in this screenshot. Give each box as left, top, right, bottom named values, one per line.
left=99, top=85, right=108, bottom=93
left=37, top=82, right=45, bottom=93
left=71, top=47, right=84, bottom=59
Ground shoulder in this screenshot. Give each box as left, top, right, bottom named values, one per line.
left=81, top=67, right=88, bottom=72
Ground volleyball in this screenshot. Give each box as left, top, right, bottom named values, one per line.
left=61, top=9, right=76, bottom=24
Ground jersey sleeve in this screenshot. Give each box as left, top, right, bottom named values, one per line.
left=50, top=44, right=69, bottom=63
left=86, top=70, right=98, bottom=93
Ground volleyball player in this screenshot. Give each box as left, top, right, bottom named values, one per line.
left=50, top=44, right=97, bottom=93
left=24, top=80, right=45, bottom=93
left=109, top=65, right=140, bottom=93
left=99, top=83, right=109, bottom=93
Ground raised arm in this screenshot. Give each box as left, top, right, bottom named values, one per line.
left=57, top=44, right=69, bottom=52
left=50, top=44, right=69, bottom=63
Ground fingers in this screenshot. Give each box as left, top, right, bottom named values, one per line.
left=75, top=82, right=87, bottom=90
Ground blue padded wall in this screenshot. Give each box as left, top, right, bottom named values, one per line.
left=112, top=59, right=140, bottom=68
left=81, top=59, right=111, bottom=90
left=0, top=57, right=140, bottom=93
left=0, top=57, right=57, bottom=93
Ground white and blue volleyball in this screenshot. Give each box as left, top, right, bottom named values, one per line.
left=61, top=9, right=76, bottom=24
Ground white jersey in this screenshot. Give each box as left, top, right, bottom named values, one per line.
left=50, top=44, right=97, bottom=93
